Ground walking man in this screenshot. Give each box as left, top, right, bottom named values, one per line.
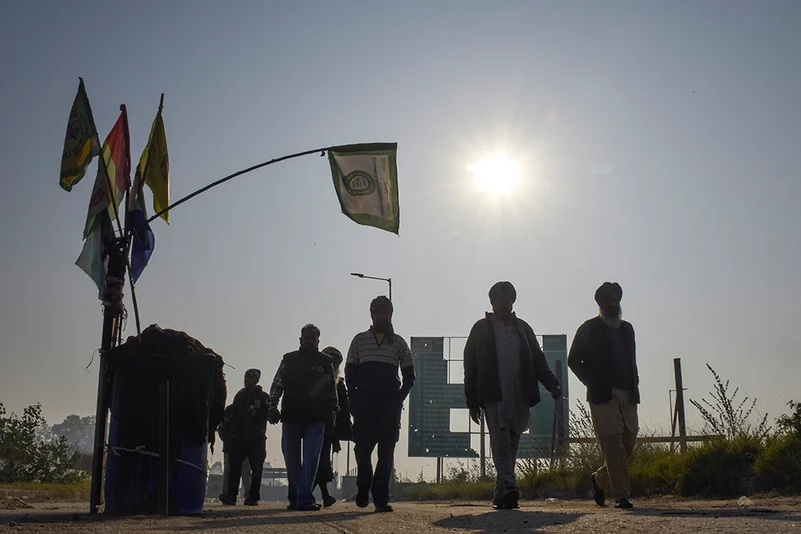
left=314, top=346, right=352, bottom=507
left=568, top=282, right=639, bottom=509
left=267, top=324, right=339, bottom=511
left=464, top=281, right=562, bottom=509
left=217, top=405, right=252, bottom=503
left=224, top=369, right=269, bottom=506
left=346, top=296, right=415, bottom=513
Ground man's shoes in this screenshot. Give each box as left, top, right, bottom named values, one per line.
left=286, top=503, right=297, bottom=510
left=243, top=498, right=259, bottom=506
left=218, top=494, right=236, bottom=506
left=492, top=491, right=519, bottom=510
left=503, top=491, right=520, bottom=509
left=298, top=503, right=321, bottom=511
left=615, top=498, right=634, bottom=509
left=591, top=474, right=606, bottom=507
left=322, top=495, right=337, bottom=508
left=374, top=503, right=394, bottom=513
left=355, top=491, right=370, bottom=508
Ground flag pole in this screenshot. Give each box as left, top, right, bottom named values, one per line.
left=100, top=105, right=140, bottom=335
left=146, top=146, right=331, bottom=224
left=89, top=105, right=134, bottom=514
left=123, top=182, right=142, bottom=336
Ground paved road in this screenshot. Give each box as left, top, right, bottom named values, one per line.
left=1, top=497, right=800, bottom=533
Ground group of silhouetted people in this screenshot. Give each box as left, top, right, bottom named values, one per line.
left=216, top=281, right=639, bottom=511
left=217, top=295, right=411, bottom=512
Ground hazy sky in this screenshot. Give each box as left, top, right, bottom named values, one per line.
left=1, top=1, right=800, bottom=479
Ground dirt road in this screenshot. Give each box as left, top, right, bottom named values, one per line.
left=1, top=497, right=800, bottom=533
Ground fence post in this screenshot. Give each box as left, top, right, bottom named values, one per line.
left=479, top=412, right=486, bottom=478
left=673, top=359, right=688, bottom=454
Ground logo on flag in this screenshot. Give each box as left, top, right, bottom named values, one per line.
left=344, top=171, right=376, bottom=196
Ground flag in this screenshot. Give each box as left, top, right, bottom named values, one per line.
left=76, top=106, right=130, bottom=296
left=60, top=78, right=100, bottom=192
left=328, top=143, right=399, bottom=234
left=82, top=106, right=131, bottom=239
left=142, top=97, right=170, bottom=223
left=75, top=209, right=113, bottom=298
left=126, top=167, right=155, bottom=282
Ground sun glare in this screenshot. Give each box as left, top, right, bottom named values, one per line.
left=467, top=154, right=522, bottom=196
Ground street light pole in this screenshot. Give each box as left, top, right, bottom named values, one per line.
left=350, top=272, right=392, bottom=301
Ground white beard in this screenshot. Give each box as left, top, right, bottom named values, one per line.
left=600, top=309, right=623, bottom=329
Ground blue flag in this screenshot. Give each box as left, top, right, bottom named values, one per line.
left=126, top=166, right=155, bottom=282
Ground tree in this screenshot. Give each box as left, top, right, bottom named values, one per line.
left=51, top=414, right=96, bottom=454
left=0, top=402, right=85, bottom=483
left=776, top=400, right=801, bottom=437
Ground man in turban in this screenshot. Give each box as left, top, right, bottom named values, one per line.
left=568, top=282, right=639, bottom=509
left=464, top=281, right=562, bottom=509
left=223, top=368, right=269, bottom=505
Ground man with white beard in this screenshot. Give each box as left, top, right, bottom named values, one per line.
left=568, top=282, right=639, bottom=509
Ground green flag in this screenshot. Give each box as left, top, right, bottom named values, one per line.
left=328, top=143, right=399, bottom=234
left=60, top=78, right=100, bottom=192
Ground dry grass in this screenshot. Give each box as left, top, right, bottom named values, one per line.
left=0, top=478, right=90, bottom=503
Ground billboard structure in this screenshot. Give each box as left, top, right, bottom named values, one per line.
left=408, top=335, right=569, bottom=460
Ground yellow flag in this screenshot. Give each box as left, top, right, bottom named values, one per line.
left=141, top=98, right=170, bottom=223
left=60, top=78, right=100, bottom=192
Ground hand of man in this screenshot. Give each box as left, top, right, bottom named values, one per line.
left=325, top=412, right=337, bottom=436
left=395, top=389, right=407, bottom=410
left=469, top=407, right=481, bottom=425
left=548, top=383, right=562, bottom=400
left=267, top=407, right=281, bottom=424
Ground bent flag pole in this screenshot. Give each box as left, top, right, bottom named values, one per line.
left=146, top=143, right=400, bottom=234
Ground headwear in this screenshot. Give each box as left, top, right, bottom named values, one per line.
left=370, top=295, right=393, bottom=313
left=488, top=281, right=517, bottom=303
left=322, top=346, right=343, bottom=366
left=245, top=368, right=261, bottom=382
left=595, top=282, right=623, bottom=304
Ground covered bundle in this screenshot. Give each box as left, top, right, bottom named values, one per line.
left=104, top=324, right=227, bottom=514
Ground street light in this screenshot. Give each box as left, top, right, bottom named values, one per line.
left=350, top=272, right=392, bottom=301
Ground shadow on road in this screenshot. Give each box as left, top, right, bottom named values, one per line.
left=0, top=507, right=367, bottom=531
left=433, top=510, right=584, bottom=533
left=630, top=507, right=798, bottom=523
left=144, top=507, right=366, bottom=531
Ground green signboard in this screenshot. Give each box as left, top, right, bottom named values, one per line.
left=407, top=335, right=569, bottom=459
left=407, top=337, right=474, bottom=457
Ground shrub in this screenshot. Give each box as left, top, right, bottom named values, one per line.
left=753, top=400, right=801, bottom=494
left=394, top=480, right=494, bottom=501
left=630, top=445, right=686, bottom=495
left=753, top=434, right=801, bottom=493
left=678, top=436, right=762, bottom=497
left=689, top=364, right=770, bottom=441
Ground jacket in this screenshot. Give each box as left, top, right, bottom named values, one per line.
left=277, top=349, right=339, bottom=424
left=333, top=378, right=353, bottom=441
left=230, top=385, right=269, bottom=451
left=567, top=316, right=640, bottom=404
left=463, top=313, right=559, bottom=411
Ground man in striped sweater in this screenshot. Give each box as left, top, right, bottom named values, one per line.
left=345, top=296, right=415, bottom=513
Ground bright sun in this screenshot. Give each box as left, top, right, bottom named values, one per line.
left=466, top=154, right=522, bottom=196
